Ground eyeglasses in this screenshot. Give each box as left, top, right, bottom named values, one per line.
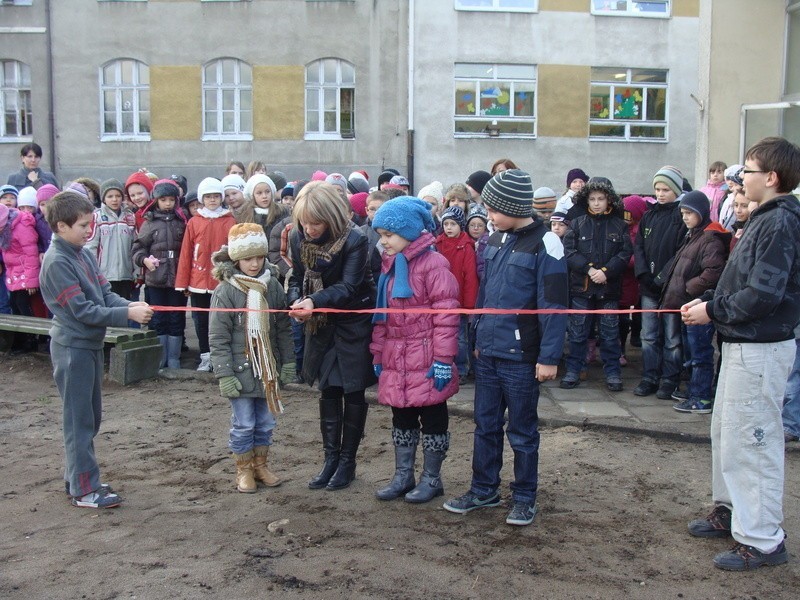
left=741, top=169, right=768, bottom=175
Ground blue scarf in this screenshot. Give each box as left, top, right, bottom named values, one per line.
left=373, top=253, right=413, bottom=323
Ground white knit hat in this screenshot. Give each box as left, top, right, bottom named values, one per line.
left=417, top=181, right=444, bottom=206
left=196, top=177, right=223, bottom=203
left=220, top=174, right=246, bottom=192
left=228, top=223, right=269, bottom=261
left=244, top=174, right=276, bottom=201
left=17, top=186, right=38, bottom=208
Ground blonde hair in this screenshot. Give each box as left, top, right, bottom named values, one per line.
left=246, top=160, right=267, bottom=179
left=292, top=181, right=351, bottom=239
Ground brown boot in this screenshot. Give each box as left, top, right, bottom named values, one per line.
left=233, top=451, right=257, bottom=493
left=253, top=446, right=282, bottom=487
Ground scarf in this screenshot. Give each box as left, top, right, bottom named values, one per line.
left=299, top=221, right=353, bottom=334
left=373, top=253, right=412, bottom=324
left=229, top=270, right=283, bottom=416
left=198, top=206, right=230, bottom=219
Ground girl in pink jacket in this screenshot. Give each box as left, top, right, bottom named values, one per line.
left=370, top=196, right=460, bottom=504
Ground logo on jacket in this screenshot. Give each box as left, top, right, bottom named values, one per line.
left=752, top=427, right=766, bottom=447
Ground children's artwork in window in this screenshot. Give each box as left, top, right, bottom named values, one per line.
left=590, top=87, right=611, bottom=118
left=480, top=82, right=510, bottom=116
left=613, top=88, right=642, bottom=119
left=589, top=67, right=667, bottom=141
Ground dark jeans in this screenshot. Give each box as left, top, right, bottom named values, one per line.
left=565, top=296, right=621, bottom=378
left=683, top=322, right=715, bottom=401
left=391, top=403, right=448, bottom=434
left=147, top=287, right=187, bottom=337
left=291, top=318, right=305, bottom=372
left=471, top=354, right=540, bottom=504
left=640, top=295, right=682, bottom=385
left=455, top=316, right=469, bottom=377
left=190, top=292, right=212, bottom=354
left=0, top=277, right=11, bottom=315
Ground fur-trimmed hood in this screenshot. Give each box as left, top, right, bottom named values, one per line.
left=573, top=181, right=622, bottom=214
left=211, top=245, right=279, bottom=282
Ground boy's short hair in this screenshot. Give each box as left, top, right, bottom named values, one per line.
left=367, top=190, right=389, bottom=204
left=744, top=137, right=800, bottom=193
left=384, top=188, right=405, bottom=200
left=45, top=191, right=95, bottom=231
left=708, top=160, right=727, bottom=173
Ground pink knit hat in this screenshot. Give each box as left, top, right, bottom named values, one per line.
left=36, top=183, right=60, bottom=204
left=311, top=170, right=328, bottom=182
left=349, top=192, right=368, bottom=218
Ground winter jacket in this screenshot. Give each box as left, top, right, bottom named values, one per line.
left=699, top=180, right=727, bottom=223
left=209, top=253, right=294, bottom=396
left=131, top=207, right=187, bottom=288
left=702, top=194, right=800, bottom=343
left=370, top=232, right=460, bottom=408
left=660, top=221, right=730, bottom=309
left=1, top=209, right=41, bottom=291
left=730, top=220, right=746, bottom=252
left=619, top=220, right=640, bottom=309
left=268, top=215, right=293, bottom=280
left=434, top=231, right=479, bottom=309
left=254, top=204, right=289, bottom=241
left=39, top=234, right=130, bottom=350
left=359, top=221, right=383, bottom=286
left=473, top=232, right=489, bottom=281
left=175, top=208, right=235, bottom=293
left=7, top=167, right=58, bottom=191
left=633, top=200, right=686, bottom=298
left=85, top=204, right=136, bottom=282
left=474, top=219, right=568, bottom=365
left=33, top=211, right=51, bottom=254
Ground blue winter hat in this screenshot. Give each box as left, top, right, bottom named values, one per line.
left=679, top=190, right=710, bottom=222
left=0, top=184, right=19, bottom=199
left=372, top=196, right=436, bottom=242
left=440, top=205, right=467, bottom=231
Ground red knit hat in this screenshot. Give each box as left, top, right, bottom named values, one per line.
left=349, top=192, right=368, bottom=218
left=125, top=171, right=154, bottom=195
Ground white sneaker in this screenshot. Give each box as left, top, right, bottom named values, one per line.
left=197, top=352, right=212, bottom=372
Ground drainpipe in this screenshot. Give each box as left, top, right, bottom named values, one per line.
left=44, top=0, right=57, bottom=180
left=406, top=0, right=415, bottom=191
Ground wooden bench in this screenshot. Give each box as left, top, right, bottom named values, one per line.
left=0, top=314, right=163, bottom=385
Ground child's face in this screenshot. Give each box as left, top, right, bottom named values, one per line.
left=126, top=184, right=149, bottom=209
left=442, top=219, right=462, bottom=238
left=366, top=200, right=384, bottom=223
left=157, top=196, right=176, bottom=211
left=281, top=195, right=294, bottom=206
left=202, top=193, right=223, bottom=211
left=18, top=205, right=36, bottom=214
left=252, top=183, right=273, bottom=209
left=588, top=191, right=609, bottom=213
left=57, top=213, right=93, bottom=246
left=237, top=255, right=266, bottom=277
left=680, top=208, right=701, bottom=230
left=104, top=189, right=123, bottom=212
left=1, top=193, right=17, bottom=207
left=467, top=219, right=486, bottom=240
left=186, top=201, right=200, bottom=217
left=551, top=221, right=568, bottom=237
left=486, top=206, right=517, bottom=231
left=733, top=194, right=751, bottom=222
left=726, top=179, right=742, bottom=194
left=570, top=179, right=585, bottom=193
left=376, top=228, right=411, bottom=256
left=447, top=197, right=467, bottom=213
left=709, top=168, right=725, bottom=185
left=535, top=209, right=553, bottom=220
left=225, top=188, right=245, bottom=210
left=653, top=182, right=677, bottom=204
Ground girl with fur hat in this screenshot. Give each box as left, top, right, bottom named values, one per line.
left=131, top=179, right=188, bottom=368
left=287, top=181, right=376, bottom=491
left=209, top=223, right=295, bottom=493
left=370, top=196, right=460, bottom=503
left=240, top=174, right=288, bottom=241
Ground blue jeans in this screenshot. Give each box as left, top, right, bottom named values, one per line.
left=683, top=322, right=716, bottom=401
left=640, top=295, right=682, bottom=385
left=291, top=319, right=305, bottom=372
left=0, top=276, right=11, bottom=315
left=229, top=397, right=276, bottom=455
left=782, top=339, right=800, bottom=438
left=471, top=354, right=540, bottom=504
left=565, top=296, right=621, bottom=378
left=456, top=315, right=470, bottom=377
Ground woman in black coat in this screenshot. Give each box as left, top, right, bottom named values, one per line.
left=288, top=181, right=376, bottom=491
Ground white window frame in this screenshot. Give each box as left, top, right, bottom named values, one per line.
left=591, top=0, right=670, bottom=18
left=785, top=1, right=800, bottom=99
left=99, top=58, right=150, bottom=142
left=0, top=59, right=32, bottom=142
left=455, top=0, right=538, bottom=13
left=589, top=67, right=669, bottom=142
left=202, top=58, right=253, bottom=141
left=304, top=58, right=355, bottom=141
left=453, top=63, right=537, bottom=139
left=0, top=1, right=34, bottom=6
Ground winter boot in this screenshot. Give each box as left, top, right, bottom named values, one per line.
left=375, top=428, right=419, bottom=501
left=405, top=432, right=449, bottom=504
left=167, top=335, right=183, bottom=369
left=308, top=398, right=343, bottom=489
left=326, top=402, right=369, bottom=491
left=157, top=335, right=168, bottom=368
left=253, top=445, right=282, bottom=487
left=197, top=352, right=212, bottom=372
left=233, top=450, right=256, bottom=493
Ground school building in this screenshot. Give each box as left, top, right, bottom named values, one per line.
left=0, top=0, right=797, bottom=194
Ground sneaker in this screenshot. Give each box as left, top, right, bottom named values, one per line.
left=673, top=398, right=713, bottom=414
left=443, top=490, right=501, bottom=514
left=606, top=376, right=623, bottom=392
left=656, top=381, right=678, bottom=400
left=506, top=501, right=538, bottom=526
left=633, top=380, right=659, bottom=396
left=197, top=352, right=212, bottom=372
left=559, top=372, right=581, bottom=389
left=65, top=481, right=113, bottom=496
left=688, top=505, right=731, bottom=538
left=671, top=389, right=689, bottom=401
left=713, top=541, right=788, bottom=571
left=71, top=488, right=123, bottom=509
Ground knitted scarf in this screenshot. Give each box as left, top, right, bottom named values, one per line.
left=373, top=253, right=413, bottom=324
left=229, top=271, right=283, bottom=416
left=299, top=221, right=352, bottom=334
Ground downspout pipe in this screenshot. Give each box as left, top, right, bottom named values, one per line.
left=406, top=0, right=415, bottom=191
left=44, top=0, right=57, bottom=180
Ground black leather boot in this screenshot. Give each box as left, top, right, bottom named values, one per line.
left=308, top=398, right=343, bottom=489
left=326, top=402, right=369, bottom=490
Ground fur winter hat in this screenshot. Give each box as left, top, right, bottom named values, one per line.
left=197, top=177, right=224, bottom=203
left=151, top=179, right=181, bottom=200
left=481, top=169, right=534, bottom=218
left=653, top=166, right=684, bottom=198
left=372, top=196, right=436, bottom=242
left=17, top=187, right=38, bottom=208
left=244, top=174, right=276, bottom=201
left=100, top=179, right=125, bottom=202
left=440, top=205, right=467, bottom=231
left=228, top=222, right=269, bottom=261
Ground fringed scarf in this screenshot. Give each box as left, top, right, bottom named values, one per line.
left=230, top=271, right=284, bottom=416
left=299, top=221, right=353, bottom=334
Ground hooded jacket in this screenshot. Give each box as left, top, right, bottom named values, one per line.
left=175, top=208, right=236, bottom=293
left=85, top=203, right=136, bottom=282
left=131, top=206, right=187, bottom=288
left=634, top=199, right=687, bottom=298
left=434, top=230, right=479, bottom=309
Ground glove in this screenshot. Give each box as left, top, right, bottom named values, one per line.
left=280, top=362, right=296, bottom=384
left=426, top=361, right=452, bottom=392
left=374, top=364, right=383, bottom=377
left=218, top=375, right=242, bottom=398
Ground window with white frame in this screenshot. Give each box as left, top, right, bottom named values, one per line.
left=786, top=2, right=800, bottom=97
left=305, top=58, right=355, bottom=139
left=1, top=1, right=34, bottom=6
left=0, top=60, right=32, bottom=140
left=454, top=63, right=536, bottom=137
left=455, top=0, right=537, bottom=12
left=100, top=59, right=149, bottom=140
left=203, top=58, right=252, bottom=140
left=591, top=0, right=669, bottom=18
left=589, top=67, right=667, bottom=141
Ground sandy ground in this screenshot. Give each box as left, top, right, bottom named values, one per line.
left=1, top=351, right=799, bottom=599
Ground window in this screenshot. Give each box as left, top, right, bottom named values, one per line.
left=0, top=60, right=32, bottom=140
left=591, top=0, right=669, bottom=18
left=455, top=0, right=537, bottom=12
left=99, top=59, right=149, bottom=141
left=786, top=2, right=800, bottom=97
left=0, top=1, right=34, bottom=6
left=203, top=58, right=252, bottom=140
left=589, top=67, right=667, bottom=141
left=305, top=58, right=355, bottom=140
left=454, top=63, right=536, bottom=137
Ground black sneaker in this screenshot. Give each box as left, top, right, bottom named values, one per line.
left=713, top=541, right=788, bottom=571
left=673, top=398, right=713, bottom=414
left=506, top=501, right=537, bottom=526
left=688, top=505, right=731, bottom=538
left=606, top=376, right=623, bottom=392
left=71, top=488, right=123, bottom=509
left=443, top=490, right=501, bottom=514
left=656, top=381, right=678, bottom=400
left=671, top=389, right=689, bottom=401
left=633, top=380, right=659, bottom=396
left=559, top=372, right=581, bottom=389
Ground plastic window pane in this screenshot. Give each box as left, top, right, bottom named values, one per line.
left=455, top=81, right=477, bottom=116
left=589, top=123, right=625, bottom=137
left=340, top=62, right=355, bottom=84
left=138, top=112, right=150, bottom=133
left=138, top=63, right=149, bottom=85
left=589, top=85, right=611, bottom=118
left=322, top=59, right=337, bottom=84
left=222, top=112, right=235, bottom=133
left=495, top=65, right=536, bottom=80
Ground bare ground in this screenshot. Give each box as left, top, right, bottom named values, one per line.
left=1, top=352, right=799, bottom=599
